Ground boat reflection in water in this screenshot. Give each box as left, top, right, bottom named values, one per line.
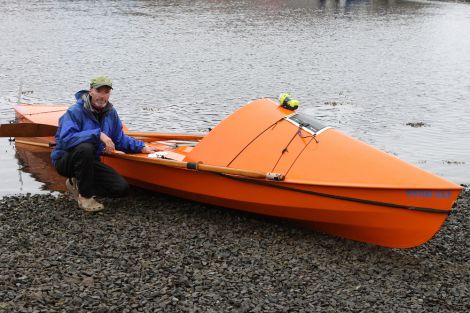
left=14, top=141, right=66, bottom=193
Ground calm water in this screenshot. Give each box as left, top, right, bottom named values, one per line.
left=1, top=0, right=469, bottom=195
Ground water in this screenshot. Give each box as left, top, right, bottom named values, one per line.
left=1, top=0, right=469, bottom=196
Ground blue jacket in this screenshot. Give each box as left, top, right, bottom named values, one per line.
left=51, top=90, right=144, bottom=165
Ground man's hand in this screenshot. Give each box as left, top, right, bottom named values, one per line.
left=100, top=132, right=115, bottom=154
left=141, top=145, right=161, bottom=154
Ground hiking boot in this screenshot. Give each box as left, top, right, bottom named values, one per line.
left=78, top=195, right=104, bottom=212
left=66, top=177, right=79, bottom=201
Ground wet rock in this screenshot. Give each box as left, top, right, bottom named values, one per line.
left=406, top=122, right=428, bottom=127
left=0, top=188, right=469, bottom=312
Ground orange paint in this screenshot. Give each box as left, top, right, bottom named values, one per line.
left=14, top=100, right=462, bottom=248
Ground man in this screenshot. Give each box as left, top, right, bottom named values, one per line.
left=51, top=76, right=158, bottom=212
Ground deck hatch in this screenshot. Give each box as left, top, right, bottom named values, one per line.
left=287, top=113, right=327, bottom=134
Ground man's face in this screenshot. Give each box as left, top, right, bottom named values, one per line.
left=89, top=86, right=112, bottom=109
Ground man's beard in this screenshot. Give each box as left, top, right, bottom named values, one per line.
left=92, top=99, right=107, bottom=110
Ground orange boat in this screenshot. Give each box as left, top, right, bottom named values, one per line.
left=13, top=99, right=462, bottom=248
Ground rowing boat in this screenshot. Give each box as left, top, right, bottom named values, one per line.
left=13, top=99, right=463, bottom=248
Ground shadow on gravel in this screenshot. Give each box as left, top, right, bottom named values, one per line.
left=0, top=187, right=469, bottom=312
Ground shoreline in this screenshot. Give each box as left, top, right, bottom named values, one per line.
left=0, top=187, right=468, bottom=312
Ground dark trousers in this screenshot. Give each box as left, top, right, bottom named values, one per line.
left=54, top=142, right=129, bottom=198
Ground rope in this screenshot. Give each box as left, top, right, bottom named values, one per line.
left=271, top=124, right=305, bottom=172
left=226, top=117, right=284, bottom=167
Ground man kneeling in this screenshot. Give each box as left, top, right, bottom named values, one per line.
left=51, top=76, right=157, bottom=212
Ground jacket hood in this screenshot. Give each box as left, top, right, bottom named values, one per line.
left=75, top=90, right=88, bottom=101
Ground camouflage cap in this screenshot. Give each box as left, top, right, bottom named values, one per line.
left=90, top=76, right=113, bottom=89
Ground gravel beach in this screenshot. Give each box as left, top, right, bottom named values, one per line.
left=1, top=187, right=469, bottom=313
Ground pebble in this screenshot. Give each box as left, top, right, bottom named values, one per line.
left=0, top=187, right=469, bottom=312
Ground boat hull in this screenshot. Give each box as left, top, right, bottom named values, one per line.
left=103, top=155, right=457, bottom=248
